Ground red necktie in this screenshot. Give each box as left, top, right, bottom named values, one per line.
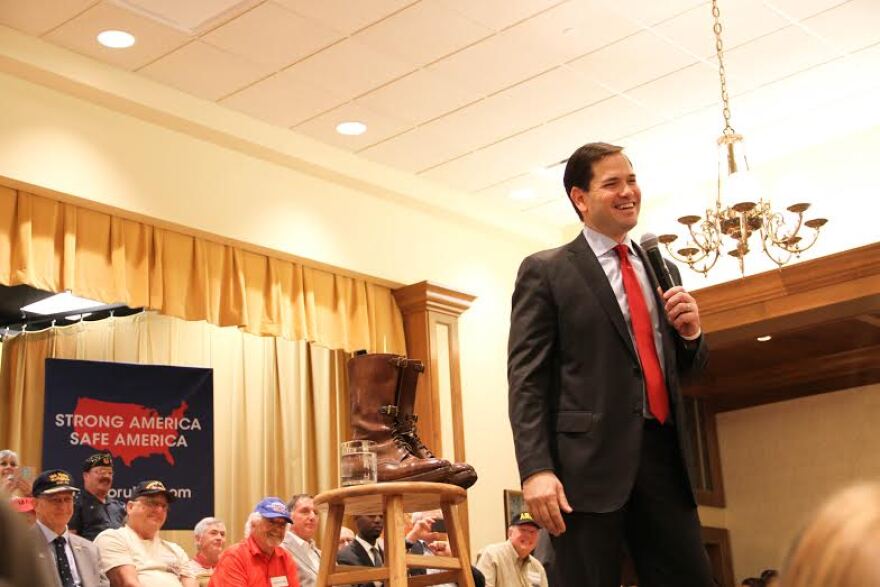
left=615, top=244, right=669, bottom=423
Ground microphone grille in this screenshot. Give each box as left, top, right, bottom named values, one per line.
left=639, top=232, right=659, bottom=249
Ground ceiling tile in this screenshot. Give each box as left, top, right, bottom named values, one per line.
left=491, top=66, right=612, bottom=127
left=220, top=71, right=346, bottom=127
left=0, top=0, right=96, bottom=36
left=603, top=0, right=707, bottom=27
left=359, top=125, right=466, bottom=172
left=655, top=0, right=789, bottom=60
left=721, top=25, right=835, bottom=92
left=355, top=1, right=492, bottom=68
left=140, top=40, right=274, bottom=101
left=762, top=0, right=853, bottom=21
left=800, top=0, right=880, bottom=53
left=625, top=62, right=721, bottom=119
left=293, top=102, right=412, bottom=151
left=541, top=95, right=667, bottom=147
left=274, top=0, right=415, bottom=35
left=43, top=0, right=191, bottom=70
left=202, top=1, right=341, bottom=71
left=568, top=30, right=698, bottom=92
left=279, top=37, right=414, bottom=103
left=355, top=69, right=481, bottom=125
left=438, top=0, right=562, bottom=31
left=425, top=30, right=557, bottom=97
left=506, top=0, right=641, bottom=64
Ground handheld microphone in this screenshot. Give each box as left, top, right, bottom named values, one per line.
left=639, top=232, right=676, bottom=292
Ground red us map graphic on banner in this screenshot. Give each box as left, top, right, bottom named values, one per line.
left=59, top=398, right=200, bottom=466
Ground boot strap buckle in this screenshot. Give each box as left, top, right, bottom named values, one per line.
left=379, top=405, right=399, bottom=417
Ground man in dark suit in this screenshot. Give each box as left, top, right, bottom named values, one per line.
left=508, top=142, right=714, bottom=587
left=31, top=469, right=108, bottom=587
left=337, top=514, right=384, bottom=587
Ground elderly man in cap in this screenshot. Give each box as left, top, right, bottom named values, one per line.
left=94, top=480, right=195, bottom=587
left=476, top=512, right=548, bottom=587
left=31, top=468, right=108, bottom=587
left=209, top=497, right=300, bottom=587
left=70, top=452, right=125, bottom=541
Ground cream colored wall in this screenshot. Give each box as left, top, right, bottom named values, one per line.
left=715, top=383, right=880, bottom=581
left=0, top=68, right=553, bottom=555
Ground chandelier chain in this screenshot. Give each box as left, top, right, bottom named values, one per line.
left=711, top=0, right=734, bottom=135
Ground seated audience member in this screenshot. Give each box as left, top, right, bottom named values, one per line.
left=209, top=497, right=300, bottom=587
left=282, top=494, right=321, bottom=587
left=31, top=469, right=108, bottom=587
left=337, top=514, right=384, bottom=587
left=475, top=512, right=548, bottom=587
left=761, top=569, right=779, bottom=587
left=407, top=510, right=485, bottom=587
left=188, top=517, right=227, bottom=578
left=70, top=452, right=125, bottom=541
left=783, top=482, right=880, bottom=586
left=0, top=496, right=58, bottom=586
left=338, top=526, right=355, bottom=552
left=741, top=578, right=764, bottom=587
left=10, top=495, right=36, bottom=526
left=0, top=449, right=33, bottom=496
left=94, top=480, right=195, bottom=587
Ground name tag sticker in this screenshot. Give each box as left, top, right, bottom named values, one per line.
left=270, top=577, right=289, bottom=587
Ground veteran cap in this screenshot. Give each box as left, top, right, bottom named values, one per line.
left=254, top=497, right=293, bottom=523
left=82, top=451, right=114, bottom=472
left=32, top=469, right=80, bottom=498
left=130, top=480, right=177, bottom=502
left=509, top=511, right=540, bottom=528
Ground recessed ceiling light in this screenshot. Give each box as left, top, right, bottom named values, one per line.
left=336, top=121, right=367, bottom=136
left=756, top=335, right=772, bottom=342
left=97, top=30, right=136, bottom=49
left=21, top=291, right=104, bottom=315
left=509, top=188, right=537, bottom=201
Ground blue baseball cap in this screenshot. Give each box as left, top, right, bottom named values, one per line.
left=254, top=497, right=293, bottom=523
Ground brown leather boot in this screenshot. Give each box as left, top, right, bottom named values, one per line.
left=348, top=353, right=451, bottom=482
left=396, top=358, right=478, bottom=490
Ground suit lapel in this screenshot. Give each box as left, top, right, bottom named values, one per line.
left=566, top=235, right=638, bottom=362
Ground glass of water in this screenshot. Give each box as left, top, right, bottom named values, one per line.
left=340, top=440, right=378, bottom=487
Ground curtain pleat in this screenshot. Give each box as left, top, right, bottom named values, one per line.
left=0, top=185, right=405, bottom=354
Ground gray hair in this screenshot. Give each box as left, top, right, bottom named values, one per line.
left=194, top=517, right=225, bottom=538
left=411, top=509, right=443, bottom=524
left=243, top=512, right=262, bottom=539
left=0, top=450, right=19, bottom=463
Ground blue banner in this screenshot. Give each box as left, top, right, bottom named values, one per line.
left=42, top=358, right=214, bottom=530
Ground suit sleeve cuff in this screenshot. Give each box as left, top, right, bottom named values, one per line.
left=681, top=329, right=702, bottom=341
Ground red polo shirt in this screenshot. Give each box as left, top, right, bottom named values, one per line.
left=208, top=535, right=301, bottom=587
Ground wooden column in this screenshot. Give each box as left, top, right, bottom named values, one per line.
left=392, top=281, right=475, bottom=540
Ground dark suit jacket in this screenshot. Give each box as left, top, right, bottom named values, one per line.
left=337, top=539, right=382, bottom=587
left=31, top=526, right=109, bottom=587
left=508, top=234, right=707, bottom=513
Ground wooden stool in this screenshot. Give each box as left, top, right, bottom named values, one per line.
left=314, top=482, right=475, bottom=587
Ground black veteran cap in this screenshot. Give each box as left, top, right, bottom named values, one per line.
left=32, top=469, right=80, bottom=498
left=82, top=451, right=114, bottom=472
left=509, top=511, right=540, bottom=528
left=131, top=480, right=177, bottom=502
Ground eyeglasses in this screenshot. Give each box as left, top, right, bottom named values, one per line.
left=136, top=499, right=169, bottom=510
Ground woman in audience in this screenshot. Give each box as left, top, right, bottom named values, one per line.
left=0, top=449, right=32, bottom=496
left=783, top=482, right=880, bottom=586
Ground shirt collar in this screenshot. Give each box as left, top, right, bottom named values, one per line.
left=582, top=225, right=633, bottom=257
left=247, top=534, right=276, bottom=560
left=355, top=534, right=379, bottom=555
left=286, top=530, right=314, bottom=549
left=36, top=520, right=69, bottom=544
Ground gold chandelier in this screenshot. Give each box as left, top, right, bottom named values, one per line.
left=658, top=0, right=827, bottom=276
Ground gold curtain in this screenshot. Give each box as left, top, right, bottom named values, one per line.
left=0, top=184, right=405, bottom=354
left=0, top=311, right=351, bottom=552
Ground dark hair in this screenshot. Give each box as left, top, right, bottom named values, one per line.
left=741, top=578, right=764, bottom=587
left=760, top=569, right=778, bottom=581
left=286, top=493, right=312, bottom=511
left=562, top=142, right=624, bottom=221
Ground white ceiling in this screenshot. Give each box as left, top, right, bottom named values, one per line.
left=1, top=0, right=878, bottom=232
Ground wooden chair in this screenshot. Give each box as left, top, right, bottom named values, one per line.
left=314, top=482, right=475, bottom=587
